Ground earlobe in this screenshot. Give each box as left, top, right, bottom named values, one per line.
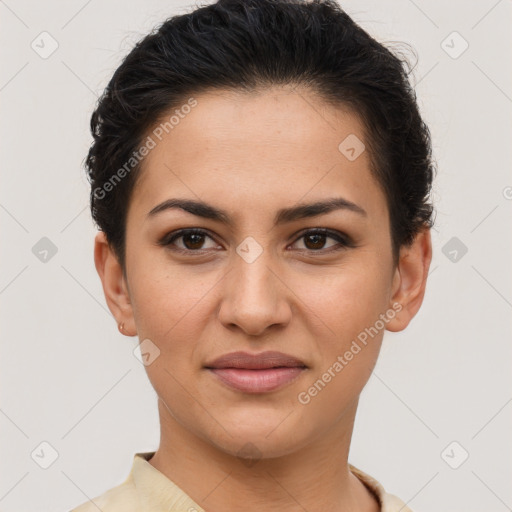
left=386, top=228, right=432, bottom=333
left=94, top=231, right=137, bottom=336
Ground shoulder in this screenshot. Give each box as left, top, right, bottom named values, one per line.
left=349, top=463, right=415, bottom=512
left=69, top=478, right=140, bottom=512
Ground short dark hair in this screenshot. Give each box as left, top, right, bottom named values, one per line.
left=86, top=0, right=436, bottom=271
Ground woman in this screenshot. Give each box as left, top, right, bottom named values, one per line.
left=71, top=0, right=435, bottom=510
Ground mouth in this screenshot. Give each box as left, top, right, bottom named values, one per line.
left=204, top=350, right=308, bottom=393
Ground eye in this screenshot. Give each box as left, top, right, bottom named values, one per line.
left=159, top=228, right=220, bottom=253
left=290, top=228, right=354, bottom=253
left=159, top=227, right=354, bottom=255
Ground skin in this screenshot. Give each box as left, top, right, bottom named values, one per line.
left=94, top=85, right=432, bottom=512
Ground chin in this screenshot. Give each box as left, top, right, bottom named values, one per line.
left=203, top=416, right=313, bottom=461
left=213, top=435, right=300, bottom=462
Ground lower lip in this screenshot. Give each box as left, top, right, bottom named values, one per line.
left=207, top=367, right=306, bottom=393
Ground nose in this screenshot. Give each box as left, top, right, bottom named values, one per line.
left=217, top=247, right=292, bottom=337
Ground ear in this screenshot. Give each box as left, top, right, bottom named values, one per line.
left=94, top=231, right=137, bottom=336
left=386, top=227, right=432, bottom=332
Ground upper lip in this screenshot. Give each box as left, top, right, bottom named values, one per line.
left=204, top=351, right=307, bottom=370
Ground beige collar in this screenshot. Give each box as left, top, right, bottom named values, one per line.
left=129, top=451, right=413, bottom=512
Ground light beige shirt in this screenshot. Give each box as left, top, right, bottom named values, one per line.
left=70, top=451, right=414, bottom=512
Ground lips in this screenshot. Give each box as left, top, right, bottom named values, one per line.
left=204, top=350, right=307, bottom=370
left=204, top=351, right=307, bottom=393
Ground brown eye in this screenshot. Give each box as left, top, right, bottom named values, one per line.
left=291, top=229, right=353, bottom=252
left=181, top=232, right=206, bottom=250
left=159, top=227, right=354, bottom=256
left=159, top=228, right=219, bottom=253
left=303, top=232, right=329, bottom=250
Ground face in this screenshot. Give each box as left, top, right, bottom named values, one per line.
left=96, top=85, right=431, bottom=459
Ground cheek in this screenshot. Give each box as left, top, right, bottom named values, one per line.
left=129, top=262, right=212, bottom=338
left=293, top=264, right=389, bottom=420
left=131, top=270, right=212, bottom=403
left=128, top=265, right=222, bottom=394
left=295, top=257, right=392, bottom=337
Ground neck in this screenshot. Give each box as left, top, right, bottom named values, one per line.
left=148, top=398, right=380, bottom=512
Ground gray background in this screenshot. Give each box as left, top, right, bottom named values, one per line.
left=1, top=1, right=511, bottom=511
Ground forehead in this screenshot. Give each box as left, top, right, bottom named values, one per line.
left=128, top=86, right=388, bottom=224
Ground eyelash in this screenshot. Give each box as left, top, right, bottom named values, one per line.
left=158, top=228, right=355, bottom=255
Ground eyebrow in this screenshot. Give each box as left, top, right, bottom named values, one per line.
left=147, top=197, right=367, bottom=226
